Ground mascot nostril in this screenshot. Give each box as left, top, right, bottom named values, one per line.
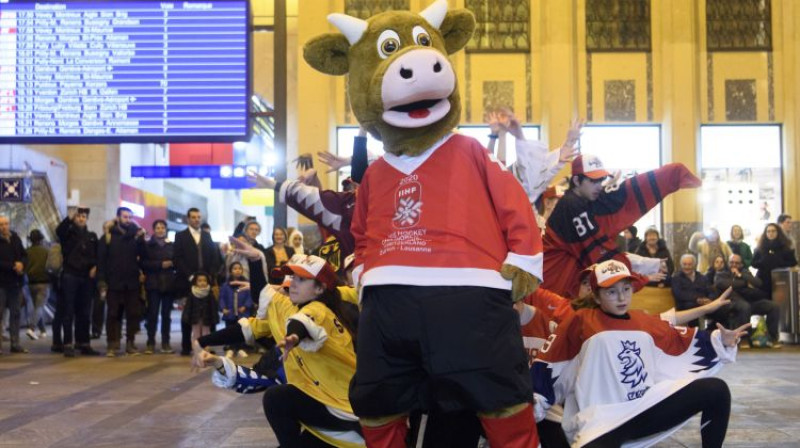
left=400, top=67, right=413, bottom=80
left=433, top=61, right=442, bottom=73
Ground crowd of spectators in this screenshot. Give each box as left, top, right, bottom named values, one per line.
left=611, top=218, right=795, bottom=349
left=0, top=204, right=334, bottom=358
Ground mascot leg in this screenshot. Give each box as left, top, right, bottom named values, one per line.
left=360, top=416, right=408, bottom=448
left=479, top=403, right=539, bottom=448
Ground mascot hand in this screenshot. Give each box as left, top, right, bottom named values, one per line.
left=501, top=264, right=539, bottom=302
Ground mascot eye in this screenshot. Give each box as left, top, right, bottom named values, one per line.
left=412, top=25, right=432, bottom=47
left=376, top=29, right=402, bottom=59
left=382, top=38, right=399, bottom=54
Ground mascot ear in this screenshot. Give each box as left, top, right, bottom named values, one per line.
left=439, top=9, right=476, bottom=55
left=303, top=33, right=351, bottom=76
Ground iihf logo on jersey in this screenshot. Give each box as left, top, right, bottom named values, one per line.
left=393, top=176, right=422, bottom=229
left=618, top=340, right=648, bottom=389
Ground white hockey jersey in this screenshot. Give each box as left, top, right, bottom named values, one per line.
left=532, top=308, right=737, bottom=447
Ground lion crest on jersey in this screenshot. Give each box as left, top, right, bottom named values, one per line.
left=618, top=340, right=647, bottom=388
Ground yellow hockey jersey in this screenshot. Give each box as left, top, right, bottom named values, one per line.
left=242, top=286, right=357, bottom=415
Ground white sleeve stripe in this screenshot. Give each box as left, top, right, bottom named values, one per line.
left=352, top=264, right=364, bottom=289
left=286, top=182, right=343, bottom=231
left=504, top=252, right=544, bottom=281
left=257, top=286, right=277, bottom=319
left=278, top=180, right=291, bottom=203
left=287, top=312, right=328, bottom=352
left=626, top=252, right=662, bottom=276
left=238, top=318, right=255, bottom=345
left=659, top=308, right=677, bottom=326
left=211, top=356, right=238, bottom=389
left=710, top=329, right=738, bottom=364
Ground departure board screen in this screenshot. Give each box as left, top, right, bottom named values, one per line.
left=0, top=0, right=250, bottom=143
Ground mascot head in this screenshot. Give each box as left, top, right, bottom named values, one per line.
left=303, top=0, right=476, bottom=156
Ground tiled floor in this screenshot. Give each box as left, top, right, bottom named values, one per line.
left=0, top=333, right=798, bottom=447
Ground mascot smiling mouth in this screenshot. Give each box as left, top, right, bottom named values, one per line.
left=383, top=97, right=451, bottom=126
left=390, top=98, right=441, bottom=117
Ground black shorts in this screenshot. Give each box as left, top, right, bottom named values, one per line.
left=349, top=285, right=532, bottom=417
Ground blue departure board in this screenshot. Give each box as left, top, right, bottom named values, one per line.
left=0, top=0, right=250, bottom=143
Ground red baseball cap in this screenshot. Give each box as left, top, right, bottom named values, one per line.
left=572, top=154, right=611, bottom=180
left=281, top=254, right=339, bottom=291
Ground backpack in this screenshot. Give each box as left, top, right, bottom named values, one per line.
left=750, top=316, right=770, bottom=348
left=45, top=243, right=63, bottom=275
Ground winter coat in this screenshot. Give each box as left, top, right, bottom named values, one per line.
left=56, top=218, right=98, bottom=277
left=25, top=244, right=50, bottom=284
left=139, top=238, right=177, bottom=293
left=752, top=240, right=798, bottom=296
left=0, top=232, right=26, bottom=287
left=634, top=239, right=674, bottom=287
left=97, top=223, right=143, bottom=291
left=218, top=279, right=254, bottom=321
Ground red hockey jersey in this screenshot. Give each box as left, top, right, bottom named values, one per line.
left=532, top=308, right=737, bottom=447
left=521, top=272, right=669, bottom=367
left=351, top=133, right=543, bottom=289
left=520, top=288, right=573, bottom=366
left=542, top=164, right=701, bottom=297
left=519, top=283, right=674, bottom=426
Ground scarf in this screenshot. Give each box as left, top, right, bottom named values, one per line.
left=152, top=234, right=168, bottom=247
left=192, top=285, right=211, bottom=298
left=289, top=230, right=304, bottom=255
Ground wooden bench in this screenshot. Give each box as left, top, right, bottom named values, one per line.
left=631, top=286, right=676, bottom=315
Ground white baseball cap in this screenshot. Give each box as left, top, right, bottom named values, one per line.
left=590, top=259, right=634, bottom=290
left=572, top=154, right=611, bottom=180
left=280, top=254, right=339, bottom=290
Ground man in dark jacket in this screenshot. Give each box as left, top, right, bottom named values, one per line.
left=139, top=219, right=176, bottom=354
left=55, top=207, right=101, bottom=357
left=715, top=253, right=780, bottom=348
left=0, top=216, right=28, bottom=354
left=671, top=253, right=723, bottom=327
left=173, top=208, right=220, bottom=355
left=97, top=207, right=146, bottom=356
left=239, top=220, right=268, bottom=301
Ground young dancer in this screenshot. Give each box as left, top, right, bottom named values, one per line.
left=532, top=260, right=748, bottom=447
left=194, top=254, right=362, bottom=447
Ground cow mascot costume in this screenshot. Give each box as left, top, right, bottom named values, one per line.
left=304, top=1, right=544, bottom=447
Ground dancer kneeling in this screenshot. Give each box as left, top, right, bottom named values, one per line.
left=193, top=254, right=362, bottom=448
left=532, top=259, right=749, bottom=448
